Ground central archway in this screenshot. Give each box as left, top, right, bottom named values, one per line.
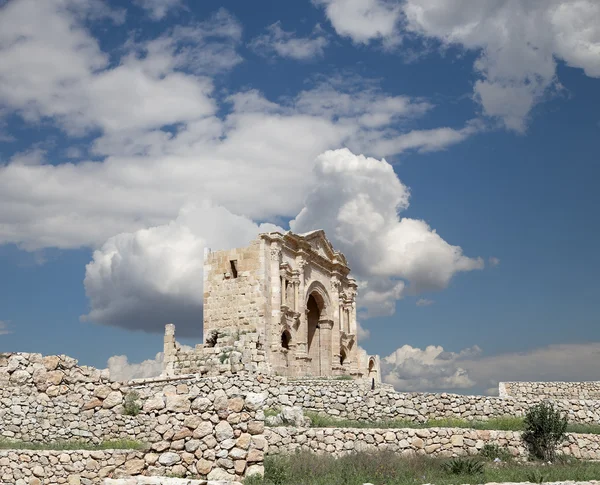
left=305, top=281, right=331, bottom=376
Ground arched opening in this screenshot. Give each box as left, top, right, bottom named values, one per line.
left=307, top=294, right=321, bottom=375
left=340, top=347, right=347, bottom=365
left=281, top=330, right=291, bottom=349
left=368, top=358, right=375, bottom=373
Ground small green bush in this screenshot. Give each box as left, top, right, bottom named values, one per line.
left=522, top=401, right=568, bottom=461
left=264, top=407, right=281, bottom=418
left=480, top=443, right=512, bottom=461
left=123, top=391, right=141, bottom=416
left=219, top=351, right=230, bottom=364
left=526, top=469, right=546, bottom=484
left=441, top=457, right=485, bottom=475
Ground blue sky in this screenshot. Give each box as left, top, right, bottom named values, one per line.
left=1, top=0, right=599, bottom=394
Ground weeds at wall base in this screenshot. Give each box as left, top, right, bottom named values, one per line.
left=246, top=451, right=600, bottom=485
left=0, top=439, right=147, bottom=451
left=295, top=412, right=600, bottom=435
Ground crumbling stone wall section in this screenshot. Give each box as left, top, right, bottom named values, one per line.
left=266, top=427, right=600, bottom=460
left=500, top=381, right=600, bottom=400
left=0, top=353, right=266, bottom=481
left=163, top=324, right=270, bottom=377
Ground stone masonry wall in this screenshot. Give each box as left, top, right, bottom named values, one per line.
left=167, top=330, right=269, bottom=377
left=202, top=240, right=267, bottom=336
left=0, top=449, right=248, bottom=485
left=132, top=374, right=600, bottom=426
left=500, top=381, right=600, bottom=400
left=266, top=427, right=600, bottom=461
left=262, top=378, right=600, bottom=424
left=0, top=353, right=266, bottom=481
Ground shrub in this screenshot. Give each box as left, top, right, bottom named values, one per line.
left=522, top=401, right=567, bottom=461
left=441, top=457, right=484, bottom=475
left=263, top=456, right=290, bottom=485
left=480, top=443, right=512, bottom=461
left=205, top=330, right=220, bottom=347
left=123, top=391, right=141, bottom=416
left=526, top=469, right=546, bottom=484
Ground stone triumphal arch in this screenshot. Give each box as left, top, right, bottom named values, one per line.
left=164, top=230, right=380, bottom=380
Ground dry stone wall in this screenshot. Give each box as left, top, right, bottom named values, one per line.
left=266, top=426, right=600, bottom=461
left=165, top=330, right=270, bottom=377
left=261, top=378, right=600, bottom=424
left=500, top=381, right=600, bottom=400
left=0, top=449, right=246, bottom=485
left=0, top=353, right=266, bottom=482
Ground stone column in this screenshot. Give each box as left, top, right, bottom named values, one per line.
left=270, top=244, right=282, bottom=360
left=163, top=323, right=176, bottom=376
left=349, top=280, right=358, bottom=336
left=294, top=257, right=310, bottom=374
left=318, top=319, right=334, bottom=376
left=294, top=280, right=299, bottom=313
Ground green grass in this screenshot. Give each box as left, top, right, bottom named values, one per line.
left=300, top=413, right=600, bottom=434
left=245, top=451, right=600, bottom=485
left=0, top=438, right=146, bottom=451
left=265, top=407, right=281, bottom=418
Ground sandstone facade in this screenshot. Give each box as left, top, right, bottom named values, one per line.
left=164, top=230, right=381, bottom=381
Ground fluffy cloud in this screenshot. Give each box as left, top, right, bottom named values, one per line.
left=291, top=148, right=484, bottom=316
left=489, top=257, right=500, bottom=267
left=317, top=0, right=600, bottom=131
left=0, top=2, right=240, bottom=135
left=133, top=0, right=184, bottom=20
left=356, top=321, right=371, bottom=340
left=383, top=344, right=479, bottom=391
left=82, top=203, right=281, bottom=336
left=314, top=0, right=403, bottom=45
left=382, top=342, right=600, bottom=394
left=107, top=352, right=165, bottom=381
left=0, top=87, right=473, bottom=252
left=250, top=22, right=329, bottom=60
left=81, top=148, right=480, bottom=333
left=0, top=1, right=484, bottom=333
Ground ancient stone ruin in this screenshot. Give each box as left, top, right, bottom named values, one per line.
left=163, top=230, right=381, bottom=382
left=5, top=229, right=600, bottom=484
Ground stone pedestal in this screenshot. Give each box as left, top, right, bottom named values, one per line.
left=318, top=319, right=334, bottom=377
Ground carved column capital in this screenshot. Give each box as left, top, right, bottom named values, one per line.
left=270, top=248, right=281, bottom=261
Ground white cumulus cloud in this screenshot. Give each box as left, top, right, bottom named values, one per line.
left=107, top=352, right=165, bottom=381
left=81, top=202, right=281, bottom=336
left=291, top=148, right=484, bottom=316
left=317, top=0, right=600, bottom=131
left=314, top=0, right=403, bottom=45
left=381, top=342, right=600, bottom=394
left=250, top=22, right=329, bottom=60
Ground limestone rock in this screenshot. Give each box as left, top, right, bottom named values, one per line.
left=166, top=394, right=190, bottom=412
left=102, top=391, right=123, bottom=409
left=158, top=452, right=181, bottom=466
left=215, top=421, right=234, bottom=441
